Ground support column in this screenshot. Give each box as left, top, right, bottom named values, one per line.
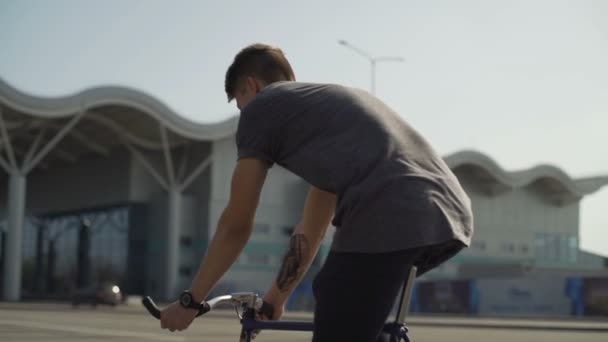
left=166, top=187, right=182, bottom=299
left=0, top=108, right=83, bottom=301
left=3, top=172, right=26, bottom=301
left=124, top=127, right=212, bottom=300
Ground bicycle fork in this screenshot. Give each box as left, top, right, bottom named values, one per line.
left=239, top=308, right=257, bottom=342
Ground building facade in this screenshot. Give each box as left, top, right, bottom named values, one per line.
left=1, top=78, right=607, bottom=315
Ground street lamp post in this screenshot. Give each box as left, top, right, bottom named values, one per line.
left=338, top=40, right=404, bottom=95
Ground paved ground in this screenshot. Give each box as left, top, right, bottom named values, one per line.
left=1, top=302, right=607, bottom=342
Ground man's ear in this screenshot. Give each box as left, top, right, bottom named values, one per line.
left=246, top=76, right=264, bottom=94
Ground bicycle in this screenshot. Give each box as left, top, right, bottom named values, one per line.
left=143, top=266, right=417, bottom=342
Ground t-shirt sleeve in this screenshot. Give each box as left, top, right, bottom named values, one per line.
left=236, top=104, right=276, bottom=167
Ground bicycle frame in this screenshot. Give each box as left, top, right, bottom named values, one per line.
left=237, top=266, right=417, bottom=342
left=239, top=310, right=410, bottom=342
left=239, top=308, right=313, bottom=341
left=143, top=266, right=417, bottom=342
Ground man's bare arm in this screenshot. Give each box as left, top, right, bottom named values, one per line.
left=188, top=158, right=268, bottom=302
left=265, top=186, right=336, bottom=309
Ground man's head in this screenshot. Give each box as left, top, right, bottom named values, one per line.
left=225, top=43, right=296, bottom=110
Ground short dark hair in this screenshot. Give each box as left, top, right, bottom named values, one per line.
left=225, top=44, right=296, bottom=102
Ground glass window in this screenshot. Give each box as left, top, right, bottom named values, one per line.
left=247, top=253, right=270, bottom=265
left=180, top=236, right=193, bottom=247
left=546, top=234, right=557, bottom=261
left=568, top=236, right=578, bottom=263
left=534, top=232, right=546, bottom=261
left=472, top=240, right=486, bottom=251
left=559, top=235, right=569, bottom=262
left=282, top=226, right=294, bottom=236
left=0, top=221, right=5, bottom=257
left=501, top=242, right=515, bottom=254
left=254, top=223, right=270, bottom=235
left=22, top=206, right=130, bottom=294
left=179, top=266, right=192, bottom=277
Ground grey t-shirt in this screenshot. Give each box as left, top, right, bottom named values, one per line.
left=236, top=81, right=473, bottom=253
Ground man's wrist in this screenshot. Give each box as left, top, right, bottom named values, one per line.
left=264, top=286, right=288, bottom=306
left=179, top=290, right=204, bottom=311
left=189, top=288, right=205, bottom=304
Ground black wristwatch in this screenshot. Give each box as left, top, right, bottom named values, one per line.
left=179, top=290, right=203, bottom=310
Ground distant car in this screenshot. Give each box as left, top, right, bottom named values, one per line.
left=72, top=282, right=123, bottom=307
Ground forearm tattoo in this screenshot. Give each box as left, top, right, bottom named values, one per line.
left=276, top=234, right=310, bottom=292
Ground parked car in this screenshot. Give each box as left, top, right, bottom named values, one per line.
left=72, top=282, right=123, bottom=307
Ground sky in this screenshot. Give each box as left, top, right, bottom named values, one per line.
left=0, top=0, right=606, bottom=256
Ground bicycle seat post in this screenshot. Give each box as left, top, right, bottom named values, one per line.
left=395, top=265, right=417, bottom=325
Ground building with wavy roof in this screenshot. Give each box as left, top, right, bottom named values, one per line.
left=440, top=151, right=608, bottom=278
left=1, top=77, right=607, bottom=304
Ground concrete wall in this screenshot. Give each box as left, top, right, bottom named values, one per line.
left=128, top=149, right=166, bottom=203
left=27, top=149, right=131, bottom=215
left=475, top=276, right=572, bottom=316
left=413, top=276, right=575, bottom=316
left=454, top=169, right=580, bottom=267
left=578, top=250, right=606, bottom=269
left=142, top=191, right=202, bottom=298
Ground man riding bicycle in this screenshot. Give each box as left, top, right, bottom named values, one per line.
left=160, top=43, right=474, bottom=342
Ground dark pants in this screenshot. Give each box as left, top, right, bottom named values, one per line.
left=311, top=239, right=465, bottom=342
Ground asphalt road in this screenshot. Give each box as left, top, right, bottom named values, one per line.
left=1, top=303, right=607, bottom=342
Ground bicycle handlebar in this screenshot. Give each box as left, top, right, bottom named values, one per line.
left=142, top=296, right=211, bottom=319
left=142, top=292, right=274, bottom=320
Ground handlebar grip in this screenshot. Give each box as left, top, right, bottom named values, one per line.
left=142, top=296, right=161, bottom=319
left=260, top=300, right=275, bottom=319
left=196, top=302, right=211, bottom=316
left=142, top=296, right=211, bottom=319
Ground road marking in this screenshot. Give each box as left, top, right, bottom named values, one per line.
left=0, top=318, right=185, bottom=341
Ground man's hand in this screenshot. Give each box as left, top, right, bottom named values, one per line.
left=246, top=294, right=284, bottom=341
left=261, top=294, right=285, bottom=320
left=160, top=301, right=198, bottom=332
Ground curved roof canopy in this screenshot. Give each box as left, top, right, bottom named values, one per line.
left=1, top=77, right=606, bottom=202
left=445, top=150, right=608, bottom=203
left=0, top=77, right=238, bottom=173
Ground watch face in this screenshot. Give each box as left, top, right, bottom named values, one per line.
left=180, top=292, right=192, bottom=307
